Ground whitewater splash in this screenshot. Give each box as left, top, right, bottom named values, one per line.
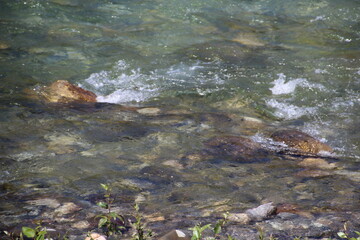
left=266, top=73, right=326, bottom=119
left=80, top=60, right=228, bottom=104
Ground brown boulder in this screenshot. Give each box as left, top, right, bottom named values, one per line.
left=32, top=80, right=97, bottom=103
left=270, top=129, right=332, bottom=155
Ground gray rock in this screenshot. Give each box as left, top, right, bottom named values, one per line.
left=245, top=202, right=276, bottom=221
left=159, top=229, right=190, bottom=240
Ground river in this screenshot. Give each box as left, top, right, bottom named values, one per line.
left=0, top=0, right=359, bottom=239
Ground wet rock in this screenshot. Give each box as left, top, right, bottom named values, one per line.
left=245, top=202, right=277, bottom=221
left=139, top=165, right=180, bottom=184
left=27, top=198, right=61, bottom=208
left=54, top=202, right=81, bottom=216
left=162, top=160, right=185, bottom=170
left=231, top=32, right=265, bottom=47
left=298, top=158, right=337, bottom=170
left=270, top=129, right=333, bottom=155
left=204, top=136, right=269, bottom=163
left=0, top=42, right=10, bottom=50
left=159, top=229, right=190, bottom=240
left=137, top=107, right=161, bottom=115
left=295, top=169, right=332, bottom=178
left=31, top=80, right=97, bottom=103
left=178, top=40, right=259, bottom=63
left=85, top=233, right=106, bottom=240
left=72, top=220, right=90, bottom=229
left=228, top=213, right=251, bottom=224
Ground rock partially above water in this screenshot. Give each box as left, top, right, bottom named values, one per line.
left=270, top=129, right=332, bottom=155
left=30, top=80, right=97, bottom=103
left=245, top=202, right=277, bottom=221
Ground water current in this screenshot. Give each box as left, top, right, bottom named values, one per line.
left=0, top=0, right=359, bottom=238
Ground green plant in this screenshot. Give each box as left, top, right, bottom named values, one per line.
left=131, top=203, right=153, bottom=240
left=189, top=212, right=235, bottom=240
left=337, top=223, right=360, bottom=240
left=96, top=183, right=125, bottom=237
left=257, top=227, right=277, bottom=240
left=21, top=221, right=48, bottom=240
left=189, top=223, right=212, bottom=240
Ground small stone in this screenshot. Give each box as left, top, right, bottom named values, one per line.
left=159, top=229, right=190, bottom=240
left=162, top=160, right=184, bottom=170
left=85, top=233, right=106, bottom=240
left=298, top=158, right=337, bottom=170
left=228, top=213, right=251, bottom=224
left=245, top=202, right=276, bottom=221
left=136, top=107, right=161, bottom=115
left=54, top=202, right=81, bottom=216
left=72, top=220, right=90, bottom=229
left=0, top=42, right=10, bottom=50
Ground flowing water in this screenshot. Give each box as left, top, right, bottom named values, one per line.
left=0, top=0, right=359, bottom=237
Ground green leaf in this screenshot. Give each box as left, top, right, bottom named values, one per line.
left=200, top=224, right=211, bottom=232
left=214, top=224, right=221, bottom=235
left=355, top=231, right=360, bottom=236
left=97, top=201, right=108, bottom=209
left=22, top=227, right=36, bottom=238
left=134, top=203, right=139, bottom=212
left=100, top=183, right=109, bottom=191
left=98, top=217, right=108, bottom=228
left=338, top=232, right=347, bottom=238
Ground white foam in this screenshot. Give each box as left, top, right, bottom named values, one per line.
left=269, top=73, right=325, bottom=95
left=81, top=60, right=229, bottom=104
left=266, top=99, right=316, bottom=119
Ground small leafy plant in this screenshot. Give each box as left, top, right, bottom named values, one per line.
left=21, top=221, right=48, bottom=240
left=96, top=183, right=126, bottom=237
left=337, top=223, right=360, bottom=240
left=131, top=203, right=153, bottom=240
left=190, top=212, right=233, bottom=240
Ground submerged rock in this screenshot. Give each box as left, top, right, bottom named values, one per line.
left=0, top=42, right=10, bottom=50
left=298, top=158, right=337, bottom=170
left=29, top=80, right=97, bottom=103
left=270, top=129, right=332, bottom=155
left=204, top=135, right=269, bottom=163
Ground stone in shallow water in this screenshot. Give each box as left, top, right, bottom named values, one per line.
left=298, top=158, right=337, bottom=170
left=204, top=135, right=269, bottom=163
left=30, top=80, right=97, bottom=103
left=27, top=198, right=61, bottom=208
left=228, top=213, right=251, bottom=224
left=245, top=202, right=277, bottom=221
left=270, top=129, right=332, bottom=155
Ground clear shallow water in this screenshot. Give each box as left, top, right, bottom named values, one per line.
left=0, top=0, right=359, bottom=236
